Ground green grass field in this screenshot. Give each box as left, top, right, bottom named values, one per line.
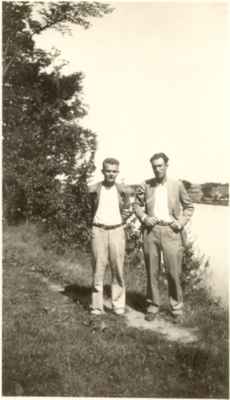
left=2, top=223, right=229, bottom=397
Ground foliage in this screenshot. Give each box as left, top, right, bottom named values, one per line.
left=3, top=1, right=112, bottom=245
left=181, top=248, right=210, bottom=292
left=181, top=181, right=229, bottom=206
left=42, top=177, right=93, bottom=251
left=201, top=182, right=229, bottom=205
left=182, top=180, right=192, bottom=191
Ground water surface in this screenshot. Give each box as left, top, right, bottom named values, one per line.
left=191, top=204, right=229, bottom=305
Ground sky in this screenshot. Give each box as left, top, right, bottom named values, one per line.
left=35, top=1, right=229, bottom=184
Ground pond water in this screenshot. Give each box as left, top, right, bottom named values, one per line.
left=191, top=204, right=229, bottom=305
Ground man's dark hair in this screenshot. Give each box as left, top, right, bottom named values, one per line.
left=102, top=158, right=120, bottom=169
left=150, top=152, right=169, bottom=165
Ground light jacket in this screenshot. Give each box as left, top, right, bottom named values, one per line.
left=134, top=178, right=194, bottom=227
left=88, top=182, right=132, bottom=224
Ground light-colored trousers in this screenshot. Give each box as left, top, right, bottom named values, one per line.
left=143, top=225, right=184, bottom=315
left=91, top=226, right=126, bottom=312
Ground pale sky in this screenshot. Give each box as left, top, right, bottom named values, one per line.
left=35, top=1, right=229, bottom=184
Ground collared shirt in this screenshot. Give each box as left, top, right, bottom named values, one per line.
left=154, top=182, right=172, bottom=223
left=94, top=185, right=122, bottom=225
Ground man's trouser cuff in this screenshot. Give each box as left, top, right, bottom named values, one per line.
left=170, top=298, right=183, bottom=315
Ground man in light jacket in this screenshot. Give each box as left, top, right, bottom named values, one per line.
left=88, top=158, right=131, bottom=316
left=134, top=152, right=194, bottom=322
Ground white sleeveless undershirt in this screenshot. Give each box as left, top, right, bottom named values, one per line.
left=94, top=185, right=122, bottom=225
left=154, top=183, right=172, bottom=223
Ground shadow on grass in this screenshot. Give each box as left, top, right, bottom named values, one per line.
left=126, top=291, right=146, bottom=313
left=62, top=283, right=147, bottom=313
left=61, top=284, right=91, bottom=309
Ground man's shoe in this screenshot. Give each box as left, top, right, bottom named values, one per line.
left=90, top=309, right=103, bottom=316
left=145, top=312, right=158, bottom=322
left=114, top=308, right=125, bottom=316
left=172, top=314, right=184, bottom=324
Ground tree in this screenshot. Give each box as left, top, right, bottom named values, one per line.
left=3, top=2, right=113, bottom=78
left=3, top=1, right=112, bottom=246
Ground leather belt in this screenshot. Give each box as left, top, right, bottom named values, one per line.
left=93, top=223, right=123, bottom=230
left=156, top=221, right=172, bottom=226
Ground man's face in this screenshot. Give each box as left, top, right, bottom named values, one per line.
left=151, top=157, right=168, bottom=181
left=102, top=163, right=119, bottom=185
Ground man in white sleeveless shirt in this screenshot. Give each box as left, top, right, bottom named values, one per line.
left=88, top=158, right=131, bottom=315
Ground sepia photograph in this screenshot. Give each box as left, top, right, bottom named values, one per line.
left=2, top=0, right=229, bottom=397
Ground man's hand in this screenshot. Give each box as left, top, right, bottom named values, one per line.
left=170, top=220, right=183, bottom=232
left=143, top=216, right=159, bottom=227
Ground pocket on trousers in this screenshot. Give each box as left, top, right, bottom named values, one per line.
left=167, top=226, right=180, bottom=240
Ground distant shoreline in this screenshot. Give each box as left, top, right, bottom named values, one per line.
left=128, top=181, right=229, bottom=207
left=193, top=201, right=229, bottom=207
left=183, top=181, right=229, bottom=207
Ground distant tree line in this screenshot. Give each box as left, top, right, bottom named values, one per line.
left=182, top=181, right=229, bottom=206
left=129, top=181, right=229, bottom=206
left=3, top=1, right=112, bottom=250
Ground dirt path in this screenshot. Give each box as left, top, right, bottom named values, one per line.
left=42, top=275, right=199, bottom=345
left=125, top=307, right=198, bottom=344
left=105, top=299, right=198, bottom=344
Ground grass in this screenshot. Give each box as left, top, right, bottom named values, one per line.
left=2, top=223, right=229, bottom=397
